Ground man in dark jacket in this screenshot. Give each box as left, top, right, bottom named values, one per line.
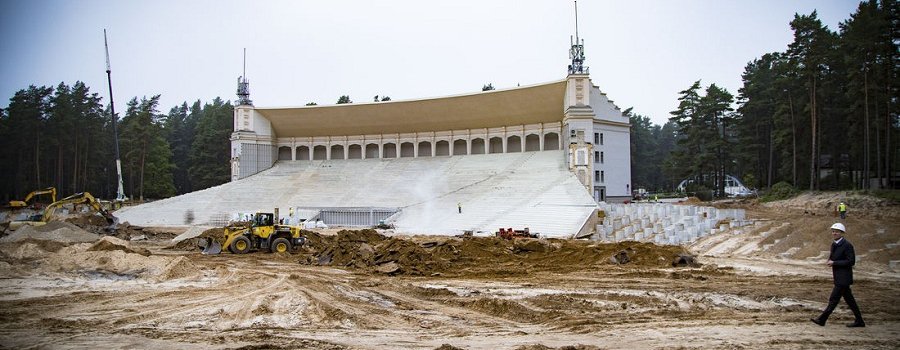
left=811, top=222, right=865, bottom=327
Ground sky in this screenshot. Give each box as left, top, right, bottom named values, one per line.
left=0, top=0, right=861, bottom=126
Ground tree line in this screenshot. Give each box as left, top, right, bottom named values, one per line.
left=0, top=83, right=233, bottom=202
left=631, top=0, right=898, bottom=195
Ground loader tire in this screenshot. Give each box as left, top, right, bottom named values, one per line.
left=271, top=238, right=291, bottom=253
left=230, top=235, right=252, bottom=254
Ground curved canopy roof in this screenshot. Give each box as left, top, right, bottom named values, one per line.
left=256, top=80, right=567, bottom=137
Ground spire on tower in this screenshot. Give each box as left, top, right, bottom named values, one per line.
left=568, top=1, right=588, bottom=75
left=237, top=48, right=253, bottom=106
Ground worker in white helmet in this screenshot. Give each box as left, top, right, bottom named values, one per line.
left=811, top=222, right=865, bottom=327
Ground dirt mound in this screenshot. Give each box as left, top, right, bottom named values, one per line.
left=155, top=256, right=197, bottom=281
left=169, top=227, right=224, bottom=251
left=0, top=223, right=100, bottom=244
left=40, top=243, right=198, bottom=281
left=64, top=215, right=164, bottom=241
left=87, top=236, right=151, bottom=256
left=299, top=229, right=689, bottom=277
left=763, top=191, right=899, bottom=218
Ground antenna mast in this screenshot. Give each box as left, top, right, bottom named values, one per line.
left=568, top=1, right=588, bottom=75
left=104, top=29, right=127, bottom=203
left=237, top=48, right=252, bottom=106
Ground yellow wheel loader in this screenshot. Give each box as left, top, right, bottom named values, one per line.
left=200, top=212, right=307, bottom=255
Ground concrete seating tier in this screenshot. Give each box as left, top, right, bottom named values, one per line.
left=593, top=202, right=752, bottom=245
left=115, top=150, right=597, bottom=238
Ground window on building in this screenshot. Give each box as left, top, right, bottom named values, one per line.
left=594, top=151, right=599, bottom=163
left=594, top=133, right=599, bottom=145
left=601, top=171, right=605, bottom=183
left=600, top=133, right=604, bottom=145
left=595, top=170, right=600, bottom=182
left=600, top=151, right=604, bottom=164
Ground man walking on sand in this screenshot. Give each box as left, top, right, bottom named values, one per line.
left=838, top=202, right=847, bottom=220
left=811, top=222, right=865, bottom=327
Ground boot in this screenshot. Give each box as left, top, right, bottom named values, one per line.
left=846, top=321, right=865, bottom=328
left=810, top=318, right=825, bottom=326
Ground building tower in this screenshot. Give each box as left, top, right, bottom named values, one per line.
left=564, top=0, right=595, bottom=193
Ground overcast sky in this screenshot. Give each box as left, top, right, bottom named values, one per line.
left=1, top=0, right=859, bottom=126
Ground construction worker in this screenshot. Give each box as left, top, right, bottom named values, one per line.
left=838, top=202, right=847, bottom=220
left=810, top=222, right=865, bottom=327
left=458, top=202, right=462, bottom=214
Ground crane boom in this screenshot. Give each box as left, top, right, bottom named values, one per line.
left=104, top=29, right=126, bottom=203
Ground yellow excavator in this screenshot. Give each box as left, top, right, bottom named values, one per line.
left=199, top=212, right=307, bottom=255
left=9, top=192, right=117, bottom=231
left=8, top=187, right=57, bottom=209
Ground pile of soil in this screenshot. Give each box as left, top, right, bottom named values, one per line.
left=763, top=191, right=899, bottom=218
left=0, top=222, right=100, bottom=244
left=169, top=227, right=224, bottom=251
left=87, top=236, right=151, bottom=256
left=65, top=215, right=152, bottom=240
left=299, top=229, right=689, bottom=277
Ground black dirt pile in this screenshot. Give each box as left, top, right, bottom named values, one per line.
left=298, top=229, right=690, bottom=277
left=65, top=215, right=142, bottom=240
left=170, top=227, right=225, bottom=251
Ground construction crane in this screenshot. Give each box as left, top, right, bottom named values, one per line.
left=104, top=29, right=127, bottom=205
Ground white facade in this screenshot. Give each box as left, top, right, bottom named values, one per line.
left=562, top=74, right=632, bottom=203
left=230, top=74, right=631, bottom=203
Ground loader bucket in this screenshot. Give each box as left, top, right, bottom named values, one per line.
left=199, top=237, right=222, bottom=255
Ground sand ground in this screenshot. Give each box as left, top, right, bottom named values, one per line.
left=0, top=194, right=898, bottom=350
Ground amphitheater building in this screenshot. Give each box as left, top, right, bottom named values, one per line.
left=117, top=41, right=632, bottom=238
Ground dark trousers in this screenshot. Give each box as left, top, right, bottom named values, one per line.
left=818, top=284, right=863, bottom=322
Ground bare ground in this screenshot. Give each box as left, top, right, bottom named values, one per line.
left=0, top=194, right=898, bottom=350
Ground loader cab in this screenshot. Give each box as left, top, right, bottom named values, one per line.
left=254, top=213, right=274, bottom=227
left=251, top=212, right=276, bottom=239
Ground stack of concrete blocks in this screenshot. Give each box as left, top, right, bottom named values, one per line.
left=593, top=202, right=751, bottom=245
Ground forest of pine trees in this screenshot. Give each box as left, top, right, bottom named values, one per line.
left=631, top=1, right=898, bottom=195
left=0, top=83, right=233, bottom=202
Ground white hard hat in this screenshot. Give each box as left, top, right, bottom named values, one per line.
left=830, top=223, right=846, bottom=232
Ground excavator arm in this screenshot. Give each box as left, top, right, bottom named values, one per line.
left=10, top=192, right=117, bottom=230
left=9, top=187, right=57, bottom=208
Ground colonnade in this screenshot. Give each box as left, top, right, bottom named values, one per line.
left=275, top=124, right=562, bottom=161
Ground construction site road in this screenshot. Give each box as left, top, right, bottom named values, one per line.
left=1, top=194, right=899, bottom=349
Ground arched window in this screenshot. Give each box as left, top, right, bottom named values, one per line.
left=400, top=142, right=415, bottom=157
left=348, top=144, right=362, bottom=159
left=471, top=138, right=485, bottom=154
left=365, top=144, right=379, bottom=158
left=524, top=134, right=540, bottom=151
left=543, top=132, right=560, bottom=150
left=296, top=146, right=310, bottom=160
left=435, top=140, right=450, bottom=156
left=277, top=146, right=292, bottom=160
left=418, top=141, right=432, bottom=157
left=453, top=139, right=467, bottom=155
left=489, top=137, right=503, bottom=154
left=507, top=135, right=522, bottom=153
left=313, top=145, right=327, bottom=160
left=383, top=143, right=397, bottom=158
left=330, top=145, right=345, bottom=159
